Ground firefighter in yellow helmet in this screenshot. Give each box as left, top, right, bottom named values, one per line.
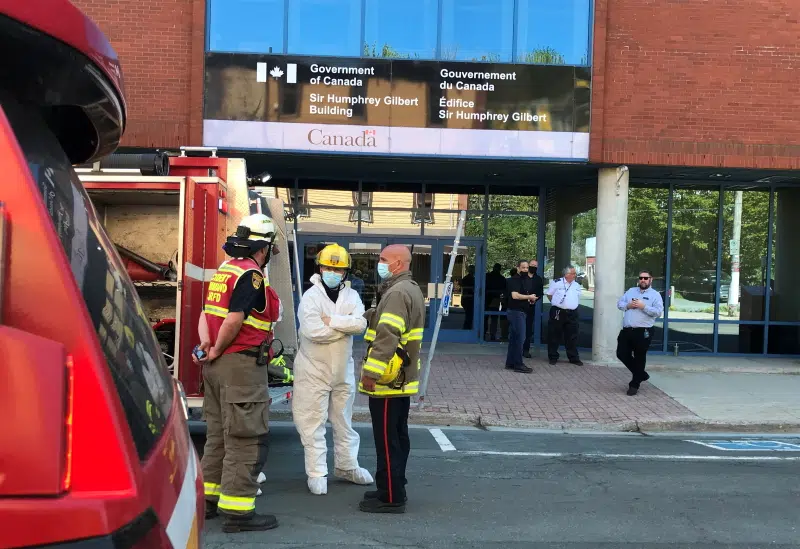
left=291, top=243, right=373, bottom=495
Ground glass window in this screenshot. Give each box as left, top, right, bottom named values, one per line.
left=720, top=189, right=769, bottom=321
left=6, top=96, right=173, bottom=461
left=288, top=0, right=362, bottom=57
left=770, top=188, right=800, bottom=323
left=667, top=322, right=714, bottom=354
left=626, top=187, right=668, bottom=299
left=364, top=0, right=438, bottom=59
left=516, top=0, right=591, bottom=65
left=669, top=189, right=720, bottom=321
left=441, top=0, right=514, bottom=62
left=718, top=324, right=765, bottom=354
left=295, top=181, right=359, bottom=233
left=208, top=0, right=285, bottom=54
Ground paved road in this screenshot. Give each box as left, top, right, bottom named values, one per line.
left=197, top=425, right=800, bottom=548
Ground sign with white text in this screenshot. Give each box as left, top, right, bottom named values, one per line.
left=203, top=53, right=590, bottom=160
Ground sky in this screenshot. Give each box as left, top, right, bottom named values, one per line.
left=208, top=0, right=592, bottom=65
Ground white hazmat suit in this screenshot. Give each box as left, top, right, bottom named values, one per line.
left=292, top=273, right=373, bottom=495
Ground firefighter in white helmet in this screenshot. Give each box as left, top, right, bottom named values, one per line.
left=292, top=243, right=374, bottom=495
left=195, top=213, right=282, bottom=532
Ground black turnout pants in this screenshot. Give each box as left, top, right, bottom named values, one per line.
left=369, top=396, right=410, bottom=504
left=616, top=327, right=652, bottom=386
left=547, top=307, right=580, bottom=362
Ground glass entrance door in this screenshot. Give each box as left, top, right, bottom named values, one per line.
left=424, top=239, right=484, bottom=344
left=295, top=235, right=483, bottom=343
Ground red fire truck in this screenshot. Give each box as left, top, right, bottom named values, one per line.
left=75, top=148, right=297, bottom=419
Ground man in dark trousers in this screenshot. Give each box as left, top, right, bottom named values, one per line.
left=484, top=263, right=506, bottom=341
left=358, top=244, right=425, bottom=513
left=545, top=265, right=583, bottom=366
left=616, top=269, right=664, bottom=395
left=522, top=258, right=544, bottom=358
left=505, top=260, right=538, bottom=373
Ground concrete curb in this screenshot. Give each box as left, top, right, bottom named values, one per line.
left=268, top=410, right=800, bottom=434
left=592, top=361, right=800, bottom=375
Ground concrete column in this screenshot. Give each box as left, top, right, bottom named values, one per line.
left=592, top=167, right=630, bottom=363
left=554, top=207, right=573, bottom=276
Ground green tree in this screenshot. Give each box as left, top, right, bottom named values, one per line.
left=518, top=46, right=565, bottom=64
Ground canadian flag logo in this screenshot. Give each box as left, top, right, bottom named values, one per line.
left=364, top=129, right=376, bottom=136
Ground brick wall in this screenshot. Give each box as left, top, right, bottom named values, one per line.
left=591, top=0, right=800, bottom=169
left=73, top=0, right=205, bottom=148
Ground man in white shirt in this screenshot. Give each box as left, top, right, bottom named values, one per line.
left=545, top=265, right=583, bottom=366
left=616, top=269, right=664, bottom=395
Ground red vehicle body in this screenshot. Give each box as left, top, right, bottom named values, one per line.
left=0, top=2, right=203, bottom=548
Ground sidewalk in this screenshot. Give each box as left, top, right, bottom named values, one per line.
left=274, top=343, right=800, bottom=433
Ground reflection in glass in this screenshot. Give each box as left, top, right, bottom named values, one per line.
left=767, top=325, right=800, bottom=354
left=718, top=324, right=764, bottom=354
left=488, top=192, right=538, bottom=212
left=770, top=189, right=800, bottom=322
left=364, top=0, right=438, bottom=60
left=625, top=187, right=668, bottom=298
left=297, top=207, right=358, bottom=234
left=288, top=0, right=362, bottom=57
left=667, top=323, right=714, bottom=353
left=648, top=321, right=664, bottom=351
left=721, top=189, right=769, bottom=321
left=441, top=0, right=514, bottom=62
left=516, top=0, right=591, bottom=65
left=346, top=242, right=384, bottom=308
left=208, top=0, right=284, bottom=54
left=487, top=214, right=537, bottom=273
left=436, top=245, right=479, bottom=332
left=670, top=189, right=720, bottom=320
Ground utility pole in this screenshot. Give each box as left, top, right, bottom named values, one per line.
left=727, top=190, right=743, bottom=314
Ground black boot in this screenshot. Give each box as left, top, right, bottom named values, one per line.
left=205, top=500, right=218, bottom=519
left=221, top=512, right=279, bottom=533
left=359, top=497, right=406, bottom=513
left=363, top=490, right=407, bottom=503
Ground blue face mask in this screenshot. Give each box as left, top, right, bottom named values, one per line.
left=377, top=262, right=392, bottom=279
left=321, top=271, right=343, bottom=288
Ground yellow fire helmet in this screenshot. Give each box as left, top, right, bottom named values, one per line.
left=377, top=352, right=406, bottom=386
left=315, top=243, right=351, bottom=269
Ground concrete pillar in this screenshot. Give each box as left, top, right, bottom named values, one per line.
left=592, top=167, right=630, bottom=362
left=554, top=207, right=573, bottom=276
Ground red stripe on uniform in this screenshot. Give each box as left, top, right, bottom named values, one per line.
left=383, top=399, right=393, bottom=503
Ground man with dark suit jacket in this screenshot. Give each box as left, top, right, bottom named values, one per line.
left=523, top=259, right=544, bottom=358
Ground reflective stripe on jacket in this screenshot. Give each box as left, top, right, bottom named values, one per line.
left=359, top=270, right=425, bottom=398
left=203, top=257, right=280, bottom=355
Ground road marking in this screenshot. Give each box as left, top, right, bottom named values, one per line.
left=686, top=440, right=800, bottom=452
left=462, top=450, right=800, bottom=462
left=429, top=428, right=456, bottom=452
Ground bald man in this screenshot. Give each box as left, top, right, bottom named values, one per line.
left=357, top=245, right=425, bottom=514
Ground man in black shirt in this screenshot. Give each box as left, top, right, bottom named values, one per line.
left=504, top=261, right=538, bottom=373
left=522, top=259, right=545, bottom=358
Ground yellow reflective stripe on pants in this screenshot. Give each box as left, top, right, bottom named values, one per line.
left=204, top=482, right=221, bottom=498
left=218, top=494, right=256, bottom=512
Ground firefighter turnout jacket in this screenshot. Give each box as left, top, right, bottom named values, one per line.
left=359, top=270, right=426, bottom=397
left=203, top=257, right=281, bottom=354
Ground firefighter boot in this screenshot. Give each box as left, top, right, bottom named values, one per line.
left=221, top=512, right=279, bottom=533
left=359, top=497, right=406, bottom=514
left=362, top=490, right=407, bottom=503
left=205, top=500, right=218, bottom=519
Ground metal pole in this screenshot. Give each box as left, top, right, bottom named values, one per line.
left=417, top=210, right=466, bottom=409
left=291, top=229, right=304, bottom=349
left=727, top=190, right=743, bottom=315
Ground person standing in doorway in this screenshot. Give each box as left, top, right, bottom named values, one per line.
left=484, top=263, right=506, bottom=341
left=616, top=270, right=664, bottom=395
left=545, top=265, right=583, bottom=366
left=505, top=260, right=537, bottom=373
left=522, top=258, right=544, bottom=358
left=460, top=265, right=476, bottom=330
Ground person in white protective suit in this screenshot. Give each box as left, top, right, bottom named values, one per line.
left=292, top=243, right=374, bottom=495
